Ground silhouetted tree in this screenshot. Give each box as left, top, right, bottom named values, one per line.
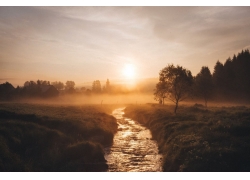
left=0, top=82, right=15, bottom=100
left=154, top=81, right=167, bottom=105
left=22, top=80, right=41, bottom=97
left=212, top=61, right=224, bottom=96
left=92, top=80, right=102, bottom=93
left=65, top=81, right=75, bottom=90
left=24, top=81, right=30, bottom=87
left=195, top=66, right=213, bottom=108
left=51, top=81, right=65, bottom=90
left=155, top=64, right=193, bottom=114
left=103, top=79, right=112, bottom=93
left=20, top=80, right=59, bottom=98
left=221, top=57, right=236, bottom=97
left=42, top=80, right=50, bottom=85
left=36, top=80, right=50, bottom=86
left=231, top=49, right=250, bottom=99
left=211, top=49, right=250, bottom=101
left=105, top=79, right=110, bottom=92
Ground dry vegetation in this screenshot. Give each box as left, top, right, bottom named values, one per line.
left=124, top=103, right=250, bottom=171
left=0, top=102, right=119, bottom=171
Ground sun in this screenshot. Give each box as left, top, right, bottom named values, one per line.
left=123, top=64, right=135, bottom=79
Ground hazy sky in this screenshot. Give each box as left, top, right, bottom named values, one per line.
left=1, top=6, right=250, bottom=87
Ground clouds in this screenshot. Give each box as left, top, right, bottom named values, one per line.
left=144, top=7, right=250, bottom=48
left=1, top=7, right=250, bottom=86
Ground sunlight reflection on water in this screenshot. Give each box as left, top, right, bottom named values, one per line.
left=105, top=108, right=162, bottom=172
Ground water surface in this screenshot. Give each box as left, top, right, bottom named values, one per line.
left=105, top=108, right=162, bottom=172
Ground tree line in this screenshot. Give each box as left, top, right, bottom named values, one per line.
left=0, top=80, right=76, bottom=99
left=0, top=78, right=131, bottom=100
left=154, top=49, right=250, bottom=113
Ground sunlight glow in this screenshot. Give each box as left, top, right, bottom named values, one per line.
left=123, top=64, right=135, bottom=79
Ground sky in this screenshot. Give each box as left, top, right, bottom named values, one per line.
left=1, top=6, right=250, bottom=87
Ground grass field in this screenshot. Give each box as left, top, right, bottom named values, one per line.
left=124, top=103, right=250, bottom=172
left=0, top=102, right=118, bottom=171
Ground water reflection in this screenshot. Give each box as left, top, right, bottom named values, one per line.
left=105, top=108, right=162, bottom=172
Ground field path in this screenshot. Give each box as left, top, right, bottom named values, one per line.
left=104, top=108, right=162, bottom=172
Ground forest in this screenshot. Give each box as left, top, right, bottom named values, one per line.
left=154, top=49, right=250, bottom=112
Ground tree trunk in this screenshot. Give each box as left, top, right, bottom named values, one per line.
left=174, top=101, right=178, bottom=114
left=204, top=97, right=207, bottom=108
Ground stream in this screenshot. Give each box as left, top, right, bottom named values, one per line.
left=104, top=108, right=162, bottom=172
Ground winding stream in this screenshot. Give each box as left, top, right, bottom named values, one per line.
left=105, top=108, right=162, bottom=172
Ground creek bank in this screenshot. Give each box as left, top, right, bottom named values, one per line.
left=0, top=103, right=118, bottom=171
left=124, top=104, right=250, bottom=172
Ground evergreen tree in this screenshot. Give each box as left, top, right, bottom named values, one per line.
left=195, top=66, right=213, bottom=107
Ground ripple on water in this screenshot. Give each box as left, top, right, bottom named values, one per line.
left=105, top=108, right=162, bottom=172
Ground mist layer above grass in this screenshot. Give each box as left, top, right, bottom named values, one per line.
left=0, top=103, right=118, bottom=171
left=124, top=104, right=250, bottom=172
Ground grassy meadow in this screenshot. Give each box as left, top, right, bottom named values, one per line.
left=124, top=103, right=250, bottom=172
left=0, top=102, right=118, bottom=171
